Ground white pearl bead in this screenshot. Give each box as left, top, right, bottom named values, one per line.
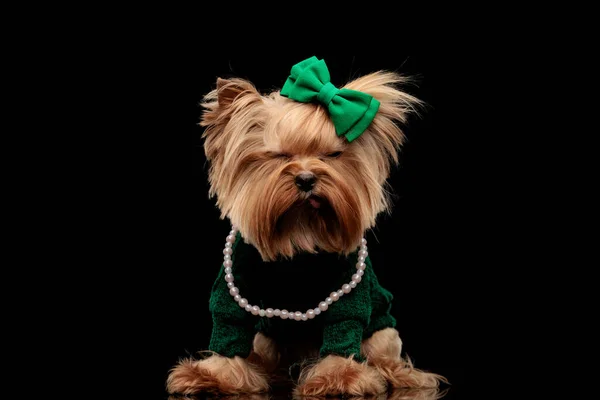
left=226, top=235, right=236, bottom=243
left=361, top=238, right=367, bottom=246
left=342, top=284, right=352, bottom=293
left=352, top=274, right=362, bottom=283
left=234, top=294, right=241, bottom=302
left=227, top=282, right=235, bottom=289
left=307, top=309, right=315, bottom=319
left=356, top=262, right=366, bottom=270
left=337, top=289, right=344, bottom=297
left=223, top=248, right=233, bottom=256
left=229, top=230, right=236, bottom=236
left=301, top=313, right=307, bottom=321
left=294, top=311, right=302, bottom=321
left=350, top=281, right=357, bottom=288
left=360, top=245, right=368, bottom=252
left=358, top=256, right=366, bottom=262
left=259, top=309, right=266, bottom=317
left=356, top=269, right=364, bottom=277
left=251, top=306, right=260, bottom=315
left=239, top=298, right=248, bottom=307
left=325, top=297, right=333, bottom=305
left=314, top=307, right=321, bottom=315
left=319, top=301, right=328, bottom=311
left=266, top=308, right=274, bottom=318
left=224, top=267, right=232, bottom=274
left=225, top=273, right=234, bottom=282
left=225, top=242, right=233, bottom=248
left=274, top=309, right=281, bottom=317
left=280, top=309, right=289, bottom=319
left=224, top=254, right=231, bottom=261
left=358, top=250, right=368, bottom=258
left=224, top=260, right=233, bottom=268
left=245, top=304, right=252, bottom=312
left=330, top=292, right=339, bottom=301
left=229, top=287, right=239, bottom=296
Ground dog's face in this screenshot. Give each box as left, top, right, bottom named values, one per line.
left=201, top=72, right=420, bottom=261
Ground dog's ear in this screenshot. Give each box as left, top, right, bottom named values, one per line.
left=343, top=71, right=422, bottom=163
left=341, top=72, right=423, bottom=190
left=201, top=78, right=262, bottom=128
left=200, top=77, right=263, bottom=196
left=216, top=77, right=258, bottom=107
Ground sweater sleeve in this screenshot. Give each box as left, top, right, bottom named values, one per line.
left=319, top=253, right=371, bottom=361
left=363, top=256, right=396, bottom=338
left=207, top=234, right=256, bottom=358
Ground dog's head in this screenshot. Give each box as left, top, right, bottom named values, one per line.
left=200, top=65, right=421, bottom=261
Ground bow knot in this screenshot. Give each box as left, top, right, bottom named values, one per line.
left=317, top=82, right=339, bottom=106
left=280, top=56, right=380, bottom=142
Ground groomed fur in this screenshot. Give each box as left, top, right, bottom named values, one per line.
left=361, top=328, right=448, bottom=389
left=201, top=73, right=421, bottom=261
left=166, top=354, right=269, bottom=395
left=247, top=332, right=280, bottom=373
left=294, top=355, right=387, bottom=396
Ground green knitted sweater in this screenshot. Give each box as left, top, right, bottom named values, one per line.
left=208, top=234, right=396, bottom=361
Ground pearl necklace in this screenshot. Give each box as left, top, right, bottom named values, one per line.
left=222, top=226, right=368, bottom=321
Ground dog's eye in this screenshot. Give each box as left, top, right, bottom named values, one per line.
left=269, top=152, right=291, bottom=159
left=326, top=151, right=343, bottom=158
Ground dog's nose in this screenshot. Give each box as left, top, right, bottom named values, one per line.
left=295, top=173, right=316, bottom=192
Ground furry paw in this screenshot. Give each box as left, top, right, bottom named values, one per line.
left=166, top=354, right=269, bottom=395
left=372, top=358, right=447, bottom=389
left=294, top=355, right=387, bottom=396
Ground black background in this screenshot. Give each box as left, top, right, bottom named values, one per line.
left=141, top=55, right=469, bottom=399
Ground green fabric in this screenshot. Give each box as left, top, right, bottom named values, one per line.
left=363, top=257, right=397, bottom=338
left=208, top=234, right=256, bottom=357
left=207, top=233, right=396, bottom=361
left=280, top=56, right=380, bottom=142
left=320, top=319, right=366, bottom=361
left=316, top=250, right=370, bottom=361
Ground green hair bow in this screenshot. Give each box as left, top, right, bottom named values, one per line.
left=280, top=56, right=380, bottom=142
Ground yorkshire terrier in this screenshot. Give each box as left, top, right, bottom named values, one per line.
left=167, top=56, right=446, bottom=396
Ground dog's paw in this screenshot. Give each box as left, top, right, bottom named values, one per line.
left=372, top=358, right=447, bottom=389
left=166, top=354, right=269, bottom=395
left=294, top=355, right=387, bottom=396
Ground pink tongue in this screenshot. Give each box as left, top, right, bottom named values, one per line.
left=309, top=197, right=321, bottom=209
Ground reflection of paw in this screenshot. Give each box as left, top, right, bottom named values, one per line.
left=166, top=355, right=269, bottom=395
left=294, top=355, right=386, bottom=396
left=168, top=395, right=271, bottom=400
left=387, top=387, right=447, bottom=400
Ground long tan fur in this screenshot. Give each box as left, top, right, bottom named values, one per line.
left=294, top=355, right=387, bottom=396
left=361, top=328, right=448, bottom=389
left=201, top=72, right=421, bottom=261
left=166, top=354, right=269, bottom=395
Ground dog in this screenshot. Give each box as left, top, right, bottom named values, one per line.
left=167, top=56, right=446, bottom=396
